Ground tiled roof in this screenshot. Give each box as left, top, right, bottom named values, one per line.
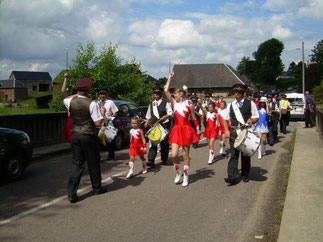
left=11, top=71, right=52, bottom=81
left=169, top=64, right=256, bottom=89
left=0, top=80, right=28, bottom=89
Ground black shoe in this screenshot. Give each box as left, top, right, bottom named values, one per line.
left=242, top=176, right=249, bottom=183
left=147, top=162, right=155, bottom=168
left=193, top=143, right=198, bottom=149
left=68, top=195, right=78, bottom=203
left=224, top=176, right=237, bottom=185
left=93, top=187, right=107, bottom=195
left=162, top=161, right=168, bottom=165
left=269, top=143, right=274, bottom=146
left=106, top=156, right=115, bottom=161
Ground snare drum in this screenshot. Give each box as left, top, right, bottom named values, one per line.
left=146, top=123, right=168, bottom=145
left=234, top=128, right=260, bottom=157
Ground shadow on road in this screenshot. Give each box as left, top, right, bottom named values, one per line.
left=107, top=176, right=145, bottom=193
left=189, top=167, right=215, bottom=184
left=249, top=166, right=268, bottom=182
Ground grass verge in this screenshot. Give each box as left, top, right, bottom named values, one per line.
left=276, top=128, right=297, bottom=221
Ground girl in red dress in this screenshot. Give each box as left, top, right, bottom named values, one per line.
left=203, top=102, right=219, bottom=164
left=164, top=72, right=200, bottom=187
left=217, top=101, right=230, bottom=156
left=126, top=117, right=147, bottom=179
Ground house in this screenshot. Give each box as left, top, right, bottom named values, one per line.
left=169, top=64, right=258, bottom=98
left=9, top=71, right=52, bottom=93
left=0, top=79, right=28, bottom=102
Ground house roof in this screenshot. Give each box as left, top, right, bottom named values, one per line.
left=52, top=70, right=65, bottom=83
left=0, top=80, right=28, bottom=89
left=11, top=71, right=52, bottom=81
left=169, top=64, right=256, bottom=89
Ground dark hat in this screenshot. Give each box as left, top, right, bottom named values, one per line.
left=98, top=88, right=108, bottom=94
left=205, top=93, right=211, bottom=97
left=281, top=94, right=287, bottom=98
left=190, top=95, right=198, bottom=101
left=267, top=94, right=273, bottom=98
left=153, top=86, right=163, bottom=93
left=232, top=84, right=247, bottom=92
left=74, top=78, right=92, bottom=91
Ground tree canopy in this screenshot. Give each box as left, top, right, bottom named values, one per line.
left=236, top=38, right=284, bottom=86
left=50, top=42, right=156, bottom=111
left=310, top=39, right=323, bottom=64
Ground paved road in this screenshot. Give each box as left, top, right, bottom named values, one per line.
left=0, top=124, right=296, bottom=241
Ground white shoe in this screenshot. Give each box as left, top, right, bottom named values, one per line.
left=142, top=163, right=148, bottom=174
left=182, top=174, right=189, bottom=187
left=174, top=171, right=182, bottom=184
left=208, top=150, right=214, bottom=164
left=126, top=170, right=133, bottom=179
left=182, top=165, right=189, bottom=187
left=258, top=149, right=262, bottom=160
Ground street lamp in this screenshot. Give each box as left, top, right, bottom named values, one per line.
left=296, top=42, right=305, bottom=94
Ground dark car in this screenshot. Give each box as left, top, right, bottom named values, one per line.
left=111, top=100, right=146, bottom=149
left=0, top=127, right=33, bottom=182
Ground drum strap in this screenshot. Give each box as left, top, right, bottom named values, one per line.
left=152, top=101, right=160, bottom=119
left=232, top=102, right=246, bottom=126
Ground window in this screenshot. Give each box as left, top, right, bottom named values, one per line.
left=117, top=104, right=129, bottom=118
left=32, top=85, right=37, bottom=91
left=128, top=104, right=142, bottom=117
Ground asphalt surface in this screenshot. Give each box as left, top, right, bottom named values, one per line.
left=0, top=125, right=295, bottom=242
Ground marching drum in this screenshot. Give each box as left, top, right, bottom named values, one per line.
left=234, top=128, right=260, bottom=157
left=145, top=123, right=168, bottom=145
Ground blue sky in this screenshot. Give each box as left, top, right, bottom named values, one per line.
left=0, top=0, right=322, bottom=80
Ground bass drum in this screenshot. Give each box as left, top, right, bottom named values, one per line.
left=234, top=128, right=260, bottom=157
left=103, top=125, right=118, bottom=143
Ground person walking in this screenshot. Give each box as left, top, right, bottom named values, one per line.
left=254, top=97, right=269, bottom=159
left=279, top=94, right=292, bottom=134
left=266, top=94, right=279, bottom=145
left=97, top=88, right=119, bottom=160
left=305, top=91, right=315, bottom=128
left=222, top=84, right=259, bottom=184
left=164, top=72, right=200, bottom=187
left=63, top=78, right=106, bottom=203
left=144, top=86, right=173, bottom=168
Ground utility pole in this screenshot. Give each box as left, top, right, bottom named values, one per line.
left=302, top=41, right=305, bottom=94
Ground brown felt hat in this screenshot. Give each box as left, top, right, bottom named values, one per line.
left=74, top=78, right=92, bottom=90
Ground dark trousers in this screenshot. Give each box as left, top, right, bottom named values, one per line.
left=107, top=138, right=116, bottom=158
left=268, top=118, right=278, bottom=145
left=67, top=134, right=102, bottom=198
left=305, top=109, right=313, bottom=127
left=280, top=114, right=288, bottom=134
left=227, top=130, right=251, bottom=178
left=148, top=135, right=169, bottom=164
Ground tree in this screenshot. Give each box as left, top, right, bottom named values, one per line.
left=310, top=39, right=323, bottom=64
left=286, top=62, right=296, bottom=76
left=252, top=38, right=284, bottom=85
left=237, top=56, right=251, bottom=74
left=50, top=42, right=154, bottom=111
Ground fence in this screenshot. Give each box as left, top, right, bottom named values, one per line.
left=316, top=107, right=323, bottom=136
left=0, top=112, right=67, bottom=147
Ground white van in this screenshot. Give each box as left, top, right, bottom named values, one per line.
left=285, top=93, right=305, bottom=120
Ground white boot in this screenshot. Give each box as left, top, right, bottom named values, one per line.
left=142, top=160, right=148, bottom=174
left=208, top=150, right=214, bottom=164
left=262, top=144, right=266, bottom=156
left=182, top=165, right=189, bottom=187
left=126, top=162, right=134, bottom=179
left=258, top=146, right=262, bottom=160
left=174, top=164, right=182, bottom=184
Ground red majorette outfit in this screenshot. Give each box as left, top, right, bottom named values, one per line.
left=203, top=111, right=219, bottom=139
left=129, top=128, right=146, bottom=156
left=217, top=108, right=231, bottom=135
left=169, top=100, right=200, bottom=146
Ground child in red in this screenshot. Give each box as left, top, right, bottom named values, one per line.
left=217, top=101, right=231, bottom=156
left=126, top=117, right=147, bottom=179
left=203, top=102, right=219, bottom=164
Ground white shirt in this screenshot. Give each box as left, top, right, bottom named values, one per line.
left=145, top=99, right=173, bottom=123
left=97, top=99, right=118, bottom=117
left=223, top=99, right=259, bottom=121
left=63, top=95, right=103, bottom=122
left=268, top=102, right=279, bottom=111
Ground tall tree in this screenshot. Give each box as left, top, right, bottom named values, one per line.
left=50, top=42, right=154, bottom=111
left=252, top=38, right=284, bottom=85
left=237, top=56, right=251, bottom=74
left=310, top=39, right=323, bottom=64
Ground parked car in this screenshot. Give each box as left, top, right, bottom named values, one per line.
left=0, top=127, right=33, bottom=182
left=285, top=93, right=305, bottom=120
left=110, top=100, right=146, bottom=149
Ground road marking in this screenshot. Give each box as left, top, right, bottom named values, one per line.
left=0, top=138, right=207, bottom=226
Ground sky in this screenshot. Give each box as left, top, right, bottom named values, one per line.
left=0, top=0, right=322, bottom=80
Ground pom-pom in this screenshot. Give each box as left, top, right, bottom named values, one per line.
left=182, top=85, right=188, bottom=91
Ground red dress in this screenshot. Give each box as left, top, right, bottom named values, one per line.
left=218, top=108, right=231, bottom=135
left=62, top=113, right=72, bottom=142
left=169, top=100, right=200, bottom=146
left=203, top=111, right=218, bottom=139
left=129, top=128, right=146, bottom=156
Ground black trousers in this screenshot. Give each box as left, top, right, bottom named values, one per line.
left=227, top=129, right=251, bottom=178
left=280, top=114, right=288, bottom=134
left=67, top=134, right=102, bottom=198
left=148, top=135, right=169, bottom=164
left=305, top=109, right=313, bottom=127
left=268, top=117, right=278, bottom=145
left=107, top=138, right=116, bottom=158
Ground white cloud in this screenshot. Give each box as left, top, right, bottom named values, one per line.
left=263, top=0, right=305, bottom=11
left=220, top=0, right=256, bottom=13
left=272, top=25, right=293, bottom=39
left=298, top=0, right=323, bottom=20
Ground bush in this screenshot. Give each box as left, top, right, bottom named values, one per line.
left=312, top=84, right=323, bottom=104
